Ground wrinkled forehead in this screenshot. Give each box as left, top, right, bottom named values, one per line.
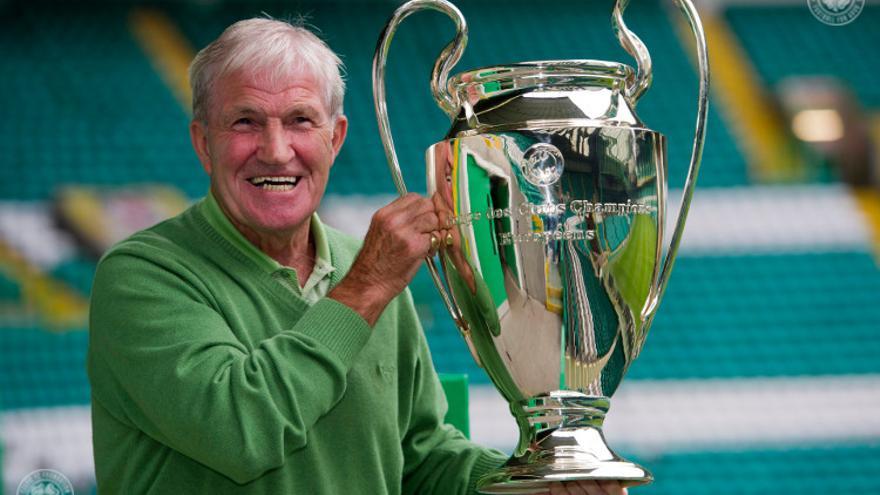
left=207, top=64, right=329, bottom=118
left=240, top=65, right=320, bottom=91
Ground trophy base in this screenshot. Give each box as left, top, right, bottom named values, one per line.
left=477, top=392, right=652, bottom=494
left=477, top=459, right=650, bottom=494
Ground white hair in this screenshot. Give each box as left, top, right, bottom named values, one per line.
left=188, top=17, right=346, bottom=122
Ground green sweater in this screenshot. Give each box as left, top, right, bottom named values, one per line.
left=87, top=200, right=506, bottom=494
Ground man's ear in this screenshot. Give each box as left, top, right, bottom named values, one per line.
left=330, top=115, right=348, bottom=162
left=190, top=120, right=213, bottom=175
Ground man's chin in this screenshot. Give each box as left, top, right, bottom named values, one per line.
left=234, top=195, right=316, bottom=238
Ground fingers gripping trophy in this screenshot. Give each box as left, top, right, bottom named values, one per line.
left=373, top=0, right=709, bottom=492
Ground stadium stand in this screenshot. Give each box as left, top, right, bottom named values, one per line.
left=726, top=5, right=880, bottom=109
left=0, top=3, right=202, bottom=201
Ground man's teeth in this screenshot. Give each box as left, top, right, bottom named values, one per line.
left=262, top=184, right=294, bottom=191
left=248, top=176, right=300, bottom=191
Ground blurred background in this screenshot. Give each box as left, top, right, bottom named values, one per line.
left=1, top=0, right=879, bottom=493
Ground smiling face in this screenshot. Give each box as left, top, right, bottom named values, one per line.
left=190, top=69, right=347, bottom=243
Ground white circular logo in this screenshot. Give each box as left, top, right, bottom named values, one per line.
left=808, top=0, right=864, bottom=26
left=17, top=470, right=74, bottom=495
left=520, top=143, right=564, bottom=187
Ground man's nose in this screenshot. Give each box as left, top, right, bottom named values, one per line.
left=257, top=122, right=295, bottom=165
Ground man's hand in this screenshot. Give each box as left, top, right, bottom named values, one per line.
left=546, top=480, right=628, bottom=495
left=329, top=193, right=441, bottom=325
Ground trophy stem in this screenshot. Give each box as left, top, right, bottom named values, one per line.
left=477, top=391, right=652, bottom=494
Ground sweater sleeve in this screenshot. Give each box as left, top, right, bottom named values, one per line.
left=397, top=292, right=508, bottom=495
left=87, top=249, right=372, bottom=484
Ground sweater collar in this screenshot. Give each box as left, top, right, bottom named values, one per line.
left=199, top=191, right=333, bottom=276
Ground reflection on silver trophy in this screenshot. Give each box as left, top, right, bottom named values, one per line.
left=373, top=0, right=709, bottom=492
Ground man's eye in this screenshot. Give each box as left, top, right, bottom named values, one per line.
left=294, top=116, right=313, bottom=125
left=232, top=118, right=254, bottom=129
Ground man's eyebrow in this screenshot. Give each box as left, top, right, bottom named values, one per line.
left=284, top=103, right=320, bottom=115
left=227, top=106, right=262, bottom=116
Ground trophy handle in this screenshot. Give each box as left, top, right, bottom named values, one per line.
left=373, top=0, right=467, bottom=194
left=643, top=0, right=710, bottom=320
left=372, top=0, right=470, bottom=332
left=612, top=0, right=653, bottom=102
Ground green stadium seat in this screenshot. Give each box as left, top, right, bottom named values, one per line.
left=0, top=4, right=202, bottom=201
left=630, top=443, right=880, bottom=494
left=726, top=5, right=880, bottom=109
left=0, top=327, right=90, bottom=410
left=0, top=272, right=21, bottom=302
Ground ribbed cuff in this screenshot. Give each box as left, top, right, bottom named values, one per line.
left=295, top=297, right=372, bottom=366
left=467, top=450, right=509, bottom=495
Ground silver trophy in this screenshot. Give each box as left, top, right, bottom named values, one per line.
left=373, top=0, right=709, bottom=492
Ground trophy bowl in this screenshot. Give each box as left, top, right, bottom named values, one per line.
left=373, top=1, right=709, bottom=493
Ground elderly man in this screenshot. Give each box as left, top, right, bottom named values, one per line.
left=88, top=17, right=627, bottom=495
